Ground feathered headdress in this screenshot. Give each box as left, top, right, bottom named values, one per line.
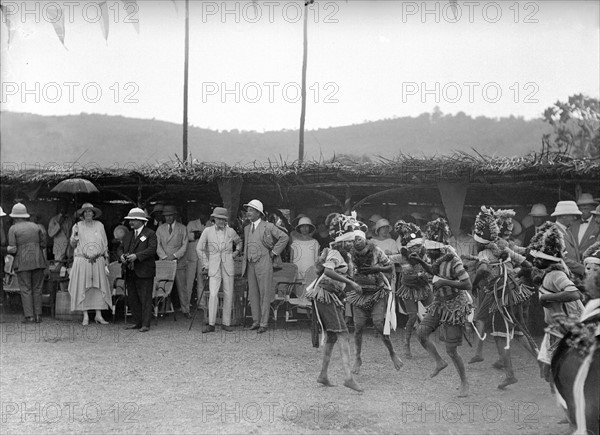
left=329, top=212, right=360, bottom=244
left=395, top=220, right=423, bottom=248
left=473, top=206, right=499, bottom=244
left=527, top=221, right=554, bottom=251
left=583, top=241, right=600, bottom=266
left=495, top=209, right=515, bottom=239
left=530, top=223, right=565, bottom=262
left=424, top=218, right=451, bottom=249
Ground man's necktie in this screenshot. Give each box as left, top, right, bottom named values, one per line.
left=169, top=224, right=172, bottom=234
left=581, top=219, right=589, bottom=224
left=251, top=223, right=255, bottom=233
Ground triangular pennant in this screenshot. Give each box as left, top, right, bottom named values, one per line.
left=437, top=181, right=468, bottom=239
left=121, top=0, right=140, bottom=34
left=46, top=5, right=66, bottom=47
left=98, top=1, right=109, bottom=41
left=0, top=5, right=16, bottom=46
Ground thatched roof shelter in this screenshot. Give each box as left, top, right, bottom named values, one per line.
left=2, top=152, right=598, bottom=234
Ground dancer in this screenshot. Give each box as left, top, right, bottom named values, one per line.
left=415, top=218, right=472, bottom=397
left=347, top=227, right=403, bottom=374
left=469, top=208, right=537, bottom=369
left=306, top=214, right=363, bottom=392
left=394, top=220, right=432, bottom=358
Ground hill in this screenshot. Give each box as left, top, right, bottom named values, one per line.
left=0, top=111, right=548, bottom=167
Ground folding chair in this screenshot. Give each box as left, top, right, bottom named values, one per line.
left=270, top=263, right=301, bottom=323
left=107, top=261, right=127, bottom=321
left=287, top=265, right=315, bottom=322
left=152, top=260, right=177, bottom=325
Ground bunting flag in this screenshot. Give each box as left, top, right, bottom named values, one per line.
left=46, top=5, right=66, bottom=47
left=0, top=4, right=16, bottom=46
left=98, top=1, right=110, bottom=41
left=121, top=0, right=140, bottom=34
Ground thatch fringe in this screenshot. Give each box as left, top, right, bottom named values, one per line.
left=2, top=152, right=599, bottom=186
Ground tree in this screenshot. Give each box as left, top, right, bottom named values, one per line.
left=542, top=94, right=600, bottom=159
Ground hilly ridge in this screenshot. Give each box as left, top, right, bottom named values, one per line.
left=0, top=111, right=548, bottom=167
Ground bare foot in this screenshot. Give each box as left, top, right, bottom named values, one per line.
left=317, top=376, right=335, bottom=387
left=497, top=376, right=518, bottom=389
left=343, top=378, right=364, bottom=392
left=352, top=358, right=362, bottom=375
left=468, top=355, right=484, bottom=364
left=391, top=354, right=404, bottom=370
left=492, top=360, right=505, bottom=370
left=457, top=383, right=470, bottom=397
left=430, top=361, right=448, bottom=378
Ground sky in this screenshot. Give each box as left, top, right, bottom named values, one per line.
left=1, top=0, right=599, bottom=132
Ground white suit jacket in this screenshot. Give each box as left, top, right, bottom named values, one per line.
left=196, top=225, right=242, bottom=277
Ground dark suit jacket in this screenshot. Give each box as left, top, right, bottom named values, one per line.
left=118, top=226, right=157, bottom=278
left=556, top=224, right=585, bottom=278
left=569, top=219, right=600, bottom=260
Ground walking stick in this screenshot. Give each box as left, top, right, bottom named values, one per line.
left=188, top=271, right=208, bottom=331
left=242, top=279, right=249, bottom=328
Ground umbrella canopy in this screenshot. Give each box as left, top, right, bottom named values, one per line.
left=50, top=178, right=99, bottom=194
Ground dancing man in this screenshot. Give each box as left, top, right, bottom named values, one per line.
left=414, top=218, right=472, bottom=397
left=394, top=220, right=433, bottom=358
left=347, top=227, right=403, bottom=374
left=306, top=214, right=363, bottom=392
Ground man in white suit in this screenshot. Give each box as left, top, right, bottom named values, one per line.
left=569, top=193, right=600, bottom=261
left=197, top=207, right=242, bottom=332
left=156, top=205, right=189, bottom=316
left=551, top=200, right=585, bottom=280
left=241, top=199, right=289, bottom=333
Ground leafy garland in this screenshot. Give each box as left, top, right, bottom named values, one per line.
left=82, top=252, right=106, bottom=264
left=550, top=314, right=600, bottom=357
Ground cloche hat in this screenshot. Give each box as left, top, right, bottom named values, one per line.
left=77, top=203, right=102, bottom=218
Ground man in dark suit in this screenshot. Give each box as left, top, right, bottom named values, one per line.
left=569, top=193, right=600, bottom=261
left=551, top=201, right=585, bottom=280
left=520, top=203, right=549, bottom=247
left=119, top=208, right=158, bottom=332
left=241, top=199, right=289, bottom=333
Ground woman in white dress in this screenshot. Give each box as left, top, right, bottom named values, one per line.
left=68, top=203, right=112, bottom=325
left=290, top=217, right=320, bottom=298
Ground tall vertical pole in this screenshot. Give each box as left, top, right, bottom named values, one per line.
left=298, top=2, right=309, bottom=163
left=182, top=0, right=190, bottom=163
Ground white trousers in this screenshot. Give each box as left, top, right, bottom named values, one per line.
left=208, top=263, right=234, bottom=326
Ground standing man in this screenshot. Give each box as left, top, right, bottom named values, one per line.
left=119, top=208, right=157, bottom=332
left=146, top=204, right=165, bottom=232
left=520, top=204, right=549, bottom=247
left=551, top=201, right=585, bottom=280
left=186, top=213, right=207, bottom=310
left=197, top=207, right=242, bottom=333
left=7, top=203, right=47, bottom=323
left=47, top=203, right=74, bottom=262
left=241, top=199, right=289, bottom=333
left=156, top=205, right=189, bottom=316
left=569, top=193, right=599, bottom=261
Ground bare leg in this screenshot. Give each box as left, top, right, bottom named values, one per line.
left=339, top=332, right=363, bottom=392
left=403, top=305, right=418, bottom=359
left=495, top=337, right=518, bottom=389
left=352, top=309, right=366, bottom=374
left=374, top=318, right=403, bottom=370
left=417, top=324, right=448, bottom=378
left=317, top=335, right=336, bottom=387
left=447, top=344, right=469, bottom=397
left=469, top=320, right=485, bottom=363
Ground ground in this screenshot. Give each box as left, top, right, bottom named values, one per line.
left=0, top=309, right=571, bottom=435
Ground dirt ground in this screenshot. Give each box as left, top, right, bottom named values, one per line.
left=0, top=309, right=572, bottom=435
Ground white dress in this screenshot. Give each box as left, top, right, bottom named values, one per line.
left=290, top=238, right=319, bottom=297
left=68, top=220, right=112, bottom=311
